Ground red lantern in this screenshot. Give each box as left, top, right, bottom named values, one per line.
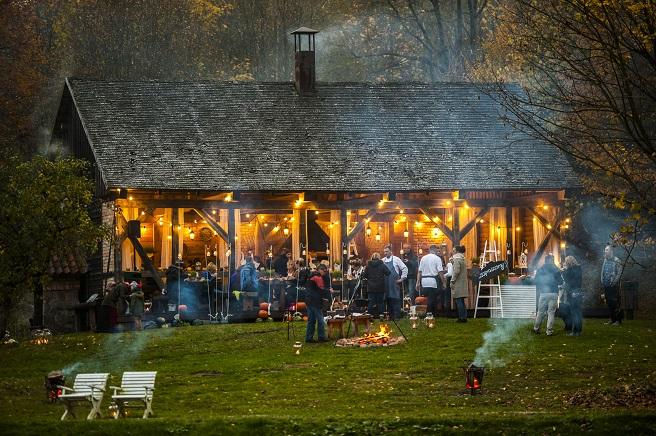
left=258, top=310, right=269, bottom=319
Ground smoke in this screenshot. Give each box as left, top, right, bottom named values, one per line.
left=473, top=319, right=531, bottom=368
left=61, top=329, right=171, bottom=376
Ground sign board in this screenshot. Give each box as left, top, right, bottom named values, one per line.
left=476, top=260, right=509, bottom=282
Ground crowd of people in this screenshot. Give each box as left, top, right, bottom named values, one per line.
left=533, top=245, right=624, bottom=337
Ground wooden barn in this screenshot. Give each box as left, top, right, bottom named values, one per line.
left=49, top=28, right=579, bottom=327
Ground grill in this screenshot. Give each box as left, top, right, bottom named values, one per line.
left=463, top=362, right=485, bottom=394
left=45, top=370, right=65, bottom=402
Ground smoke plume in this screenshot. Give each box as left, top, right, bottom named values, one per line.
left=473, top=319, right=531, bottom=367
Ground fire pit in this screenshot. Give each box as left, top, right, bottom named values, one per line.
left=463, top=362, right=485, bottom=394
left=45, top=370, right=65, bottom=402
left=335, top=323, right=406, bottom=348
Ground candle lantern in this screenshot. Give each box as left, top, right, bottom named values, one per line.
left=293, top=341, right=302, bottom=355
left=425, top=312, right=435, bottom=328
left=410, top=315, right=418, bottom=329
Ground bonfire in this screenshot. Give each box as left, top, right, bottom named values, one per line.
left=335, top=323, right=406, bottom=348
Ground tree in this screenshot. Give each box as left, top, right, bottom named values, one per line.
left=0, top=156, right=107, bottom=335
left=473, top=0, right=656, bottom=269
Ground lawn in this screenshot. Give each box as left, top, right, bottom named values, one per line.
left=1, top=317, right=655, bottom=435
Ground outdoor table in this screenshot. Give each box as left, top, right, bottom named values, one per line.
left=327, top=318, right=347, bottom=339
left=349, top=314, right=372, bottom=337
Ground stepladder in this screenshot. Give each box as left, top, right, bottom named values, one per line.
left=474, top=240, right=504, bottom=318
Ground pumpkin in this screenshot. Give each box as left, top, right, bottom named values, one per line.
left=415, top=296, right=428, bottom=305
left=259, top=302, right=269, bottom=311
left=258, top=310, right=269, bottom=319
left=302, top=316, right=308, bottom=321
left=295, top=302, right=307, bottom=311
left=178, top=304, right=188, bottom=312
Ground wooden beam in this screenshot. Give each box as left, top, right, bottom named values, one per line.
left=122, top=194, right=566, bottom=211
left=419, top=208, right=454, bottom=242
left=171, top=208, right=179, bottom=264
left=452, top=208, right=461, bottom=246
left=340, top=208, right=348, bottom=269
left=345, top=209, right=376, bottom=242
left=528, top=209, right=565, bottom=270
left=127, top=235, right=164, bottom=291
left=458, top=207, right=490, bottom=240
left=193, top=209, right=228, bottom=243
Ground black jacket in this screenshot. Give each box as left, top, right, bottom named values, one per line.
left=404, top=252, right=418, bottom=279
left=305, top=273, right=329, bottom=308
left=562, top=265, right=582, bottom=291
left=362, top=259, right=390, bottom=294
left=273, top=255, right=288, bottom=276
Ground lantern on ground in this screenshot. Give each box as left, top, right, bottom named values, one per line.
left=425, top=312, right=435, bottom=328
left=410, top=315, right=418, bottom=329
left=293, top=341, right=302, bottom=355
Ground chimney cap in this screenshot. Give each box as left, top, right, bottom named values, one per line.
left=291, top=27, right=319, bottom=34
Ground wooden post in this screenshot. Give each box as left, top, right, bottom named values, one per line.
left=452, top=207, right=461, bottom=246
left=505, top=207, right=513, bottom=265
left=228, top=208, right=236, bottom=271
left=171, top=208, right=179, bottom=264
left=127, top=235, right=164, bottom=290
left=340, top=208, right=348, bottom=274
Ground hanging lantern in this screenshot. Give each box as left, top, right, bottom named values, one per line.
left=283, top=227, right=290, bottom=236
left=366, top=226, right=372, bottom=237
left=158, top=218, right=164, bottom=226
left=403, top=229, right=409, bottom=238
left=189, top=230, right=195, bottom=240
left=375, top=232, right=381, bottom=241
left=326, top=243, right=330, bottom=255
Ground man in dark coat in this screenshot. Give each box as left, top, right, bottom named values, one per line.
left=361, top=252, right=390, bottom=318
left=273, top=248, right=289, bottom=277
left=304, top=272, right=329, bottom=343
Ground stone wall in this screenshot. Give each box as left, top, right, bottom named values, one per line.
left=43, top=279, right=80, bottom=333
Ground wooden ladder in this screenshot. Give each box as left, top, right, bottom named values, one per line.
left=474, top=240, right=504, bottom=318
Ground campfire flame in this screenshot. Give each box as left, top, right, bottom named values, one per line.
left=357, top=323, right=392, bottom=346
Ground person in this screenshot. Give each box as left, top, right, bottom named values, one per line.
left=129, top=281, right=144, bottom=331
left=445, top=249, right=454, bottom=317
left=304, top=271, right=329, bottom=343
left=439, top=245, right=450, bottom=315
left=165, top=261, right=187, bottom=304
left=562, top=255, right=583, bottom=336
left=361, top=252, right=390, bottom=318
left=273, top=248, right=289, bottom=277
left=240, top=256, right=259, bottom=293
left=533, top=255, right=564, bottom=336
left=318, top=263, right=332, bottom=295
left=402, top=244, right=419, bottom=305
left=346, top=257, right=364, bottom=301
left=416, top=245, right=445, bottom=318
left=383, top=245, right=408, bottom=320
left=601, top=245, right=623, bottom=326
left=253, top=255, right=265, bottom=272
left=450, top=245, right=468, bottom=323
left=100, top=279, right=119, bottom=332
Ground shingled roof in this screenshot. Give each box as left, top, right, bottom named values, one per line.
left=60, top=78, right=579, bottom=192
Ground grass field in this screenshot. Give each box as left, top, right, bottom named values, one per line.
left=1, top=317, right=655, bottom=435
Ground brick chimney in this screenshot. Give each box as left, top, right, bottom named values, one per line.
left=291, top=27, right=319, bottom=96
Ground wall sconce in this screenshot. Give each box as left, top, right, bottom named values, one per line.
left=189, top=230, right=195, bottom=240
left=283, top=227, right=290, bottom=236
left=375, top=232, right=381, bottom=241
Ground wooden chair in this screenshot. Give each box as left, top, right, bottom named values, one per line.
left=58, top=373, right=109, bottom=420
left=110, top=371, right=157, bottom=419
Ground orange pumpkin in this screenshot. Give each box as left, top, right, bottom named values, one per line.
left=415, top=296, right=427, bottom=305
left=259, top=302, right=269, bottom=311
left=302, top=316, right=308, bottom=321
left=178, top=304, right=188, bottom=312
left=296, top=302, right=307, bottom=311
left=258, top=309, right=269, bottom=319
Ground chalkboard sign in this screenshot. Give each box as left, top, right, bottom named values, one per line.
left=476, top=260, right=509, bottom=282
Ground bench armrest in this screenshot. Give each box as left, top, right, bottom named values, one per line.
left=80, top=384, right=105, bottom=392
left=57, top=385, right=73, bottom=392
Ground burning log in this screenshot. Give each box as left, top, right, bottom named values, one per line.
left=463, top=362, right=485, bottom=394
left=335, top=323, right=406, bottom=348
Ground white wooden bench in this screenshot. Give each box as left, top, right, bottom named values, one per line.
left=58, top=373, right=109, bottom=420
left=110, top=371, right=157, bottom=419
